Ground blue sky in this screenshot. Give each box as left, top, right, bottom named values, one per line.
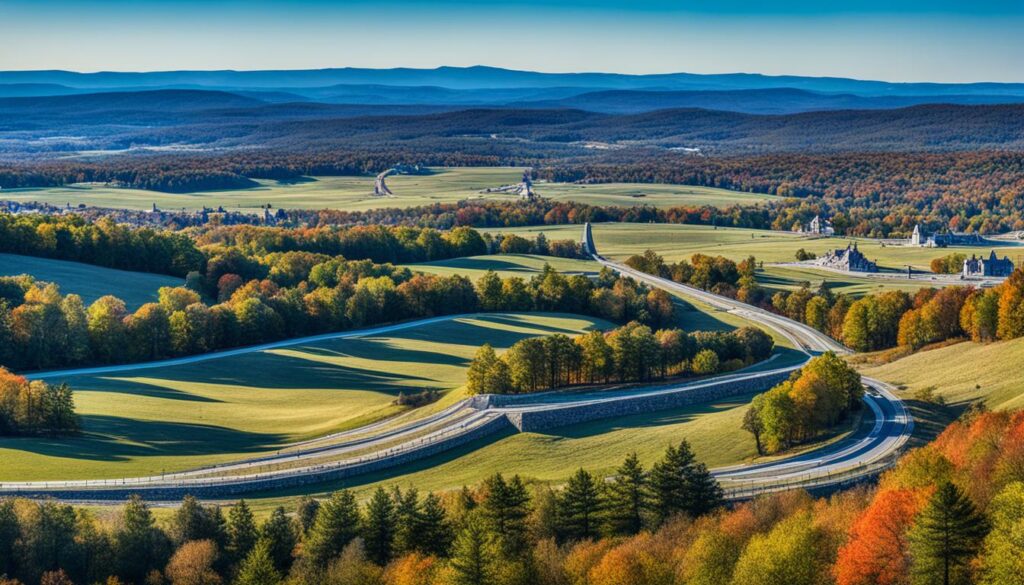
left=3, top=0, right=1023, bottom=82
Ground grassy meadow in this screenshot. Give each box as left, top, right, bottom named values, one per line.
left=860, top=338, right=1024, bottom=412
left=2, top=168, right=775, bottom=213
left=401, top=253, right=599, bottom=279
left=490, top=223, right=1024, bottom=296
left=0, top=253, right=182, bottom=308
left=0, top=313, right=609, bottom=481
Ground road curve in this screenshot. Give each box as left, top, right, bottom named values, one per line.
left=0, top=225, right=912, bottom=500
left=582, top=222, right=912, bottom=494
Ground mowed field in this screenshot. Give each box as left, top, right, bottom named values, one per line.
left=0, top=253, right=182, bottom=308
left=1, top=168, right=776, bottom=213
left=0, top=313, right=610, bottom=481
left=860, top=338, right=1024, bottom=412
left=401, top=254, right=599, bottom=279
left=490, top=223, right=1024, bottom=296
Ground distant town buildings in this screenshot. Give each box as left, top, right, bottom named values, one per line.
left=910, top=224, right=985, bottom=248
left=814, top=243, right=878, bottom=272
left=0, top=199, right=285, bottom=228
left=795, top=215, right=835, bottom=236
left=962, top=251, right=1015, bottom=278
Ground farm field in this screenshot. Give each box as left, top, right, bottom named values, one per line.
left=0, top=313, right=609, bottom=481
left=0, top=253, right=182, bottom=308
left=1, top=168, right=775, bottom=213
left=536, top=181, right=777, bottom=208
left=400, top=253, right=599, bottom=279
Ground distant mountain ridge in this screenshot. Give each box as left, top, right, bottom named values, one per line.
left=3, top=65, right=1024, bottom=96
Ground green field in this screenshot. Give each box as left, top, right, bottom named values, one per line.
left=0, top=313, right=609, bottom=481
left=401, top=254, right=598, bottom=279
left=861, top=338, right=1024, bottom=412
left=537, top=181, right=776, bottom=209
left=2, top=168, right=775, bottom=213
left=0, top=253, right=182, bottom=308
left=489, top=223, right=1024, bottom=296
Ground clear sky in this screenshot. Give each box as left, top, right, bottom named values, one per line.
left=3, top=0, right=1023, bottom=82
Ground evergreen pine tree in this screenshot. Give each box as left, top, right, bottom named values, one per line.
left=303, top=490, right=360, bottom=569
left=0, top=500, right=19, bottom=577
left=227, top=499, right=258, bottom=566
left=295, top=495, right=320, bottom=535
left=605, top=452, right=651, bottom=535
left=418, top=492, right=453, bottom=557
left=391, top=486, right=420, bottom=556
left=113, top=495, right=170, bottom=584
left=909, top=481, right=989, bottom=585
left=260, top=506, right=297, bottom=574
left=649, top=440, right=723, bottom=523
left=557, top=468, right=603, bottom=541
left=235, top=538, right=282, bottom=585
left=362, top=486, right=397, bottom=566
left=448, top=513, right=501, bottom=585
left=481, top=473, right=532, bottom=555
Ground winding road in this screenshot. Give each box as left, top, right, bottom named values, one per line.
left=0, top=224, right=913, bottom=500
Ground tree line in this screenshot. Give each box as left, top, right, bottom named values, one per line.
left=741, top=352, right=863, bottom=455
left=0, top=440, right=721, bottom=585
left=0, top=263, right=666, bottom=373
left=766, top=267, right=1024, bottom=354
left=0, top=212, right=586, bottom=281
left=467, top=321, right=774, bottom=395
left=0, top=367, right=78, bottom=436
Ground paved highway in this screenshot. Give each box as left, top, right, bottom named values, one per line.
left=581, top=222, right=912, bottom=494
left=0, top=224, right=912, bottom=499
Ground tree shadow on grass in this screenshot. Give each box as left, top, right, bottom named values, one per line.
left=479, top=314, right=605, bottom=336
left=0, top=415, right=287, bottom=462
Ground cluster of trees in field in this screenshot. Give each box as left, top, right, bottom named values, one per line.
left=767, top=268, right=1024, bottom=354
left=930, top=253, right=968, bottom=274
left=742, top=353, right=863, bottom=454
left=0, top=367, right=77, bottom=436
left=624, top=250, right=757, bottom=298
left=0, top=441, right=722, bottom=585
left=8, top=406, right=1024, bottom=585
left=467, top=321, right=774, bottom=395
left=0, top=262, right=662, bottom=372
left=0, top=214, right=205, bottom=277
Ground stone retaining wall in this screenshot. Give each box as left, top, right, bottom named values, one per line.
left=504, top=370, right=789, bottom=432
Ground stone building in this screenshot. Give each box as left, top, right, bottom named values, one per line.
left=911, top=224, right=984, bottom=248
left=815, top=243, right=878, bottom=272
left=796, top=215, right=835, bottom=236
left=962, top=251, right=1014, bottom=278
